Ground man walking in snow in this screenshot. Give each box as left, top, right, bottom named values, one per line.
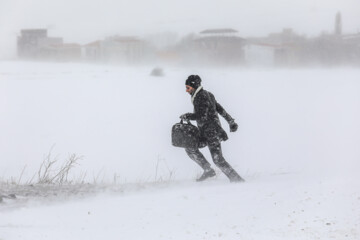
left=180, top=75, right=244, bottom=182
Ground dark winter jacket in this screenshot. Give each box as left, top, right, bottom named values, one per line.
left=187, top=87, right=235, bottom=145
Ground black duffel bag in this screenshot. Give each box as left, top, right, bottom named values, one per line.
left=172, top=119, right=200, bottom=148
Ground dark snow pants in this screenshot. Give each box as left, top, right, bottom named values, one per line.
left=185, top=141, right=241, bottom=181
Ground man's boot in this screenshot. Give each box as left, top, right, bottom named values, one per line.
left=227, top=169, right=245, bottom=183
left=196, top=168, right=216, bottom=182
left=219, top=165, right=245, bottom=183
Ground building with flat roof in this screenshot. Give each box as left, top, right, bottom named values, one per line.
left=17, top=29, right=63, bottom=59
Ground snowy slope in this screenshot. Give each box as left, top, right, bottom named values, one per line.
left=0, top=61, right=359, bottom=239
left=1, top=174, right=359, bottom=240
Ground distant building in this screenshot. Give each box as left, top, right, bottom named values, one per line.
left=247, top=28, right=307, bottom=66
left=17, top=29, right=63, bottom=59
left=244, top=43, right=277, bottom=67
left=84, top=36, right=153, bottom=64
left=181, top=28, right=246, bottom=66
left=83, top=41, right=102, bottom=61
left=306, top=12, right=360, bottom=66
left=55, top=43, right=82, bottom=61
left=341, top=33, right=360, bottom=65
left=335, top=12, right=342, bottom=36
left=17, top=12, right=359, bottom=67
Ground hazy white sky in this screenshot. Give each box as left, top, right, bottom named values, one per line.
left=0, top=0, right=359, bottom=58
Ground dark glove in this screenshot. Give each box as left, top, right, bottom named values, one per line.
left=180, top=113, right=192, bottom=121
left=229, top=121, right=238, bottom=132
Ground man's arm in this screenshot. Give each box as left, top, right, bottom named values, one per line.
left=216, top=102, right=234, bottom=123
left=216, top=102, right=238, bottom=132
left=180, top=112, right=196, bottom=121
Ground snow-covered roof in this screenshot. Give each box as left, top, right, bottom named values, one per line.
left=200, top=28, right=238, bottom=34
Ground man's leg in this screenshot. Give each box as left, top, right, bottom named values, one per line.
left=185, top=147, right=216, bottom=181
left=185, top=147, right=212, bottom=170
left=208, top=141, right=244, bottom=182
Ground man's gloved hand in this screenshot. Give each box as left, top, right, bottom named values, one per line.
left=180, top=113, right=192, bottom=121
left=229, top=120, right=238, bottom=132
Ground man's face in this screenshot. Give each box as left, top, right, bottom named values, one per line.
left=186, top=85, right=195, bottom=95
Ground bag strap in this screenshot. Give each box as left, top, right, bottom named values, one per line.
left=180, top=119, right=192, bottom=125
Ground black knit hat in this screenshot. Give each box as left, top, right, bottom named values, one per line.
left=185, top=75, right=202, bottom=89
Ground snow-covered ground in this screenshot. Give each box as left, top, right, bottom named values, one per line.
left=1, top=175, right=359, bottom=240
left=0, top=61, right=359, bottom=239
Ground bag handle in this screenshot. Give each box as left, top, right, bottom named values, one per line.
left=180, top=119, right=192, bottom=125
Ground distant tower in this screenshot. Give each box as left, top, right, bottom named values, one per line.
left=335, top=12, right=342, bottom=35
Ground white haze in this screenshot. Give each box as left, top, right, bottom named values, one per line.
left=1, top=61, right=359, bottom=183
left=1, top=0, right=360, bottom=58
left=0, top=62, right=359, bottom=240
